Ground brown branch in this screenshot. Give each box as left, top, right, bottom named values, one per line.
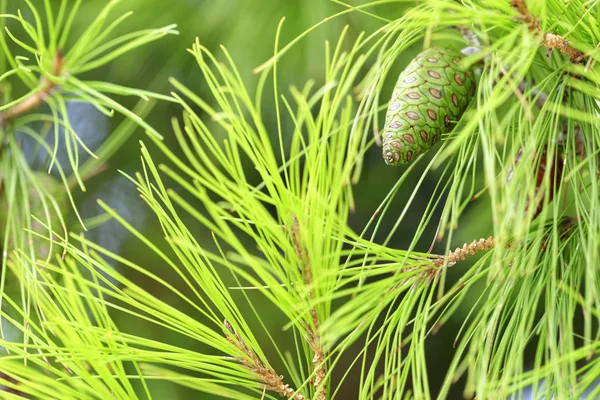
left=511, top=0, right=585, bottom=63
left=0, top=50, right=65, bottom=127
left=400, top=237, right=495, bottom=283
left=290, top=215, right=326, bottom=400
left=433, top=237, right=495, bottom=267
left=431, top=217, right=577, bottom=269
left=224, top=320, right=304, bottom=400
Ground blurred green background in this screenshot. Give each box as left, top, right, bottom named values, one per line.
left=6, top=1, right=495, bottom=398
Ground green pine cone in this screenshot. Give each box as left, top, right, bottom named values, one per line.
left=382, top=47, right=477, bottom=165
left=0, top=172, right=69, bottom=262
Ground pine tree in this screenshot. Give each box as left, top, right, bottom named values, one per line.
left=0, top=1, right=598, bottom=399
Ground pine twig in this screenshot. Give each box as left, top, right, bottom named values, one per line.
left=432, top=217, right=577, bottom=270
left=223, top=321, right=304, bottom=400
left=434, top=237, right=495, bottom=267
left=290, top=215, right=326, bottom=400
left=453, top=15, right=551, bottom=112
left=511, top=0, right=585, bottom=63
left=0, top=50, right=65, bottom=127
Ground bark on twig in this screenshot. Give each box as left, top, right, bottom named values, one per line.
left=434, top=237, right=495, bottom=267
left=224, top=320, right=304, bottom=400
left=432, top=217, right=577, bottom=270
left=511, top=0, right=585, bottom=63
left=290, top=215, right=326, bottom=400
left=399, top=237, right=495, bottom=283
left=0, top=50, right=65, bottom=127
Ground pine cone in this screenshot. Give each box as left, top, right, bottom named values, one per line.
left=382, top=47, right=477, bottom=165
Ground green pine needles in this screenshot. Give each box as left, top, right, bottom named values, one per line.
left=0, top=0, right=598, bottom=399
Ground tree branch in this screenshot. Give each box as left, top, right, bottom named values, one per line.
left=431, top=216, right=577, bottom=270
left=290, top=215, right=326, bottom=400
left=454, top=14, right=552, bottom=113
left=0, top=50, right=65, bottom=127
left=224, top=320, right=304, bottom=400
left=511, top=0, right=585, bottom=63
left=433, top=237, right=495, bottom=268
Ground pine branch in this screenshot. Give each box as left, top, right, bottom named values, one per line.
left=290, top=215, right=326, bottom=400
left=224, top=321, right=304, bottom=400
left=434, top=237, right=495, bottom=268
left=0, top=50, right=65, bottom=127
left=511, top=0, right=585, bottom=63
left=433, top=216, right=577, bottom=270
left=454, top=14, right=550, bottom=112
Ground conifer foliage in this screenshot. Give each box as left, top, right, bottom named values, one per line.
left=0, top=1, right=599, bottom=399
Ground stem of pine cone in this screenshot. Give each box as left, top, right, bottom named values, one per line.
left=454, top=16, right=550, bottom=112
left=290, top=215, right=327, bottom=400
left=223, top=320, right=305, bottom=400
left=0, top=50, right=65, bottom=127
left=511, top=0, right=585, bottom=63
